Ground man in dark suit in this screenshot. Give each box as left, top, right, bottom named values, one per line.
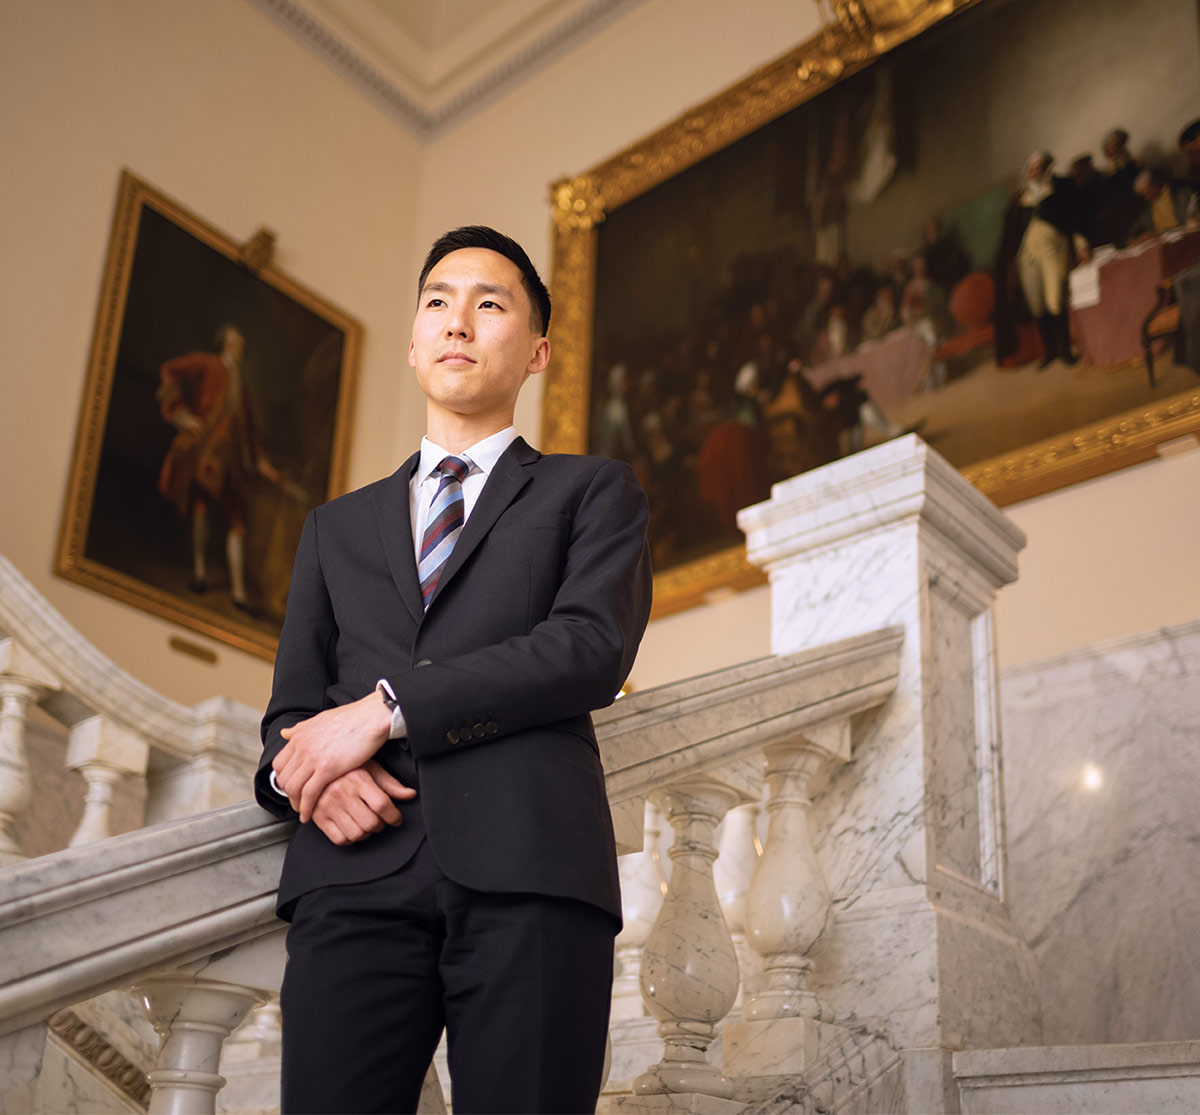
left=255, top=226, right=653, bottom=1114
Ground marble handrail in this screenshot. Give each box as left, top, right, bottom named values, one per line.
left=597, top=625, right=904, bottom=803
left=0, top=802, right=291, bottom=1038
left=0, top=555, right=260, bottom=765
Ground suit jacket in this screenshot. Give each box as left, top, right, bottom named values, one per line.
left=255, top=437, right=652, bottom=925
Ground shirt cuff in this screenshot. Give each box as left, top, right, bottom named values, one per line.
left=375, top=678, right=408, bottom=740
left=268, top=769, right=288, bottom=799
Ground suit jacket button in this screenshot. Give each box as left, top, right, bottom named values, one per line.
left=446, top=729, right=459, bottom=745
left=416, top=658, right=432, bottom=668
left=473, top=722, right=486, bottom=739
left=486, top=721, right=498, bottom=734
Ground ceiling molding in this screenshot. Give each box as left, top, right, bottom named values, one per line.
left=248, top=0, right=646, bottom=137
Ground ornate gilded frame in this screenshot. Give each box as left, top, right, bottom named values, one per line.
left=55, top=170, right=362, bottom=659
left=542, top=0, right=1200, bottom=617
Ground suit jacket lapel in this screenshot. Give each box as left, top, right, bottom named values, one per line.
left=373, top=453, right=425, bottom=624
left=427, top=436, right=538, bottom=607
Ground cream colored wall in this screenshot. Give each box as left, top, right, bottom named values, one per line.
left=2, top=0, right=1196, bottom=714
left=996, top=442, right=1200, bottom=667
left=0, top=0, right=423, bottom=709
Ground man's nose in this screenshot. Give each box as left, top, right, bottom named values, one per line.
left=445, top=306, right=473, bottom=338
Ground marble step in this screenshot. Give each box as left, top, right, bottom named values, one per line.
left=954, top=1041, right=1200, bottom=1114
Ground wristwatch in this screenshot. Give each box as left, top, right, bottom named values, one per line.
left=376, top=678, right=400, bottom=713
left=375, top=678, right=407, bottom=741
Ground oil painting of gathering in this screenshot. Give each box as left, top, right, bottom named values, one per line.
left=586, top=0, right=1200, bottom=576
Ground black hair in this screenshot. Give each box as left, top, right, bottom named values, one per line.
left=1180, top=119, right=1200, bottom=148
left=417, top=226, right=551, bottom=336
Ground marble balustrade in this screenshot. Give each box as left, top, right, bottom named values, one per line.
left=0, top=555, right=263, bottom=865
left=0, top=555, right=903, bottom=1115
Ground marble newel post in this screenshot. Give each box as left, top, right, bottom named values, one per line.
left=736, top=436, right=1042, bottom=1113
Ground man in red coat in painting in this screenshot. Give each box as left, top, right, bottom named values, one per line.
left=157, top=324, right=278, bottom=608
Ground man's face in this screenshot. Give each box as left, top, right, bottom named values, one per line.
left=408, top=248, right=549, bottom=429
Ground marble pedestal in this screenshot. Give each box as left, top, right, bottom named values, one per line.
left=738, top=436, right=1042, bottom=1110
left=722, top=1016, right=852, bottom=1099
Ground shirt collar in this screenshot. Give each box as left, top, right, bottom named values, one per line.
left=418, top=426, right=519, bottom=481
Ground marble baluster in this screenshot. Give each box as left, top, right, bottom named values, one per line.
left=613, top=800, right=667, bottom=1019
left=134, top=973, right=262, bottom=1115
left=714, top=801, right=762, bottom=1010
left=232, top=1000, right=281, bottom=1048
left=65, top=715, right=149, bottom=846
left=218, top=998, right=283, bottom=1115
left=633, top=777, right=744, bottom=1099
left=743, top=721, right=850, bottom=1022
left=0, top=638, right=61, bottom=866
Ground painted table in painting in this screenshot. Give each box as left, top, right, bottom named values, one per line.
left=1069, top=228, right=1200, bottom=365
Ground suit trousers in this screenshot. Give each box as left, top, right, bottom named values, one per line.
left=279, top=839, right=617, bottom=1115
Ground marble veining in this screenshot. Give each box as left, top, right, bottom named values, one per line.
left=738, top=436, right=1041, bottom=1076
left=1001, top=621, right=1200, bottom=1045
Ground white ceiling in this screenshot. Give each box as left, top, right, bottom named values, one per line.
left=250, top=0, right=645, bottom=135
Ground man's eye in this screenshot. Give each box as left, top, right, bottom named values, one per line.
left=479, top=300, right=500, bottom=310
left=426, top=297, right=446, bottom=308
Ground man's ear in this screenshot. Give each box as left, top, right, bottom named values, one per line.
left=527, top=336, right=551, bottom=377
left=408, top=338, right=417, bottom=368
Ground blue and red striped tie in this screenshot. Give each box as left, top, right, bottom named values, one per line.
left=418, top=455, right=473, bottom=608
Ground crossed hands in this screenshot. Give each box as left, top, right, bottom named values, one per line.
left=272, top=691, right=416, bottom=846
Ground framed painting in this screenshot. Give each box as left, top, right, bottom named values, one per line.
left=55, top=170, right=362, bottom=659
left=543, top=0, right=1200, bottom=617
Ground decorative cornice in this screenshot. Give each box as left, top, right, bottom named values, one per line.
left=48, top=1009, right=151, bottom=1110
left=247, top=0, right=646, bottom=137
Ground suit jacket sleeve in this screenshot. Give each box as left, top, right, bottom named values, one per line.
left=255, top=511, right=336, bottom=816
left=392, top=457, right=652, bottom=759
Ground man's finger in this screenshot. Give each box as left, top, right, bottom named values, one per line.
left=312, top=812, right=350, bottom=845
left=359, top=785, right=403, bottom=827
left=364, top=760, right=417, bottom=799
left=298, top=773, right=329, bottom=824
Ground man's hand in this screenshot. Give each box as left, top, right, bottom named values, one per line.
left=310, top=760, right=416, bottom=846
left=273, top=691, right=393, bottom=822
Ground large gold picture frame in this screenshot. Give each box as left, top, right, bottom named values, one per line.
left=56, top=170, right=362, bottom=659
left=543, top=0, right=1200, bottom=617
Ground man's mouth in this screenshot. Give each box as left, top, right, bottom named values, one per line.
left=439, top=351, right=476, bottom=364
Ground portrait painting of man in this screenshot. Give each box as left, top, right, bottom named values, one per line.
left=56, top=171, right=361, bottom=657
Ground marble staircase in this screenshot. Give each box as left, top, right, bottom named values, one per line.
left=2, top=436, right=1198, bottom=1114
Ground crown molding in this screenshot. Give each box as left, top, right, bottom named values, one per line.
left=247, top=0, right=646, bottom=137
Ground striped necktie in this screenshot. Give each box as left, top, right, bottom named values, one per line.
left=418, top=454, right=473, bottom=608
